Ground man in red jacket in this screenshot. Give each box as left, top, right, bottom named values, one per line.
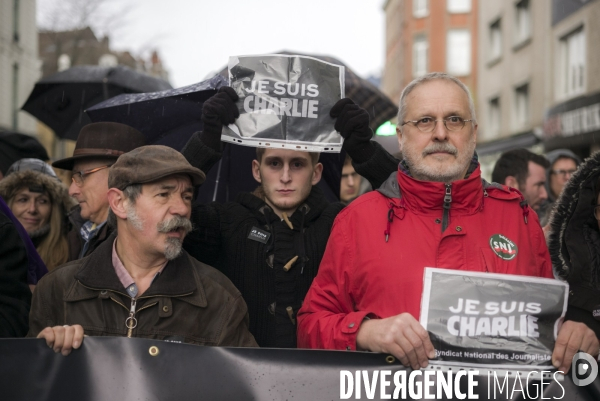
left=297, top=72, right=598, bottom=374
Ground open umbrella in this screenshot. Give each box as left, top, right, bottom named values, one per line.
left=207, top=51, right=397, bottom=203
left=85, top=73, right=342, bottom=202
left=21, top=65, right=172, bottom=140
left=85, top=52, right=397, bottom=203
left=86, top=74, right=227, bottom=150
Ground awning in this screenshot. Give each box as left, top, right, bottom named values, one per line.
left=476, top=131, right=540, bottom=156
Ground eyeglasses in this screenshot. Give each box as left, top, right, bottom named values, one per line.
left=594, top=206, right=600, bottom=221
left=401, top=116, right=473, bottom=133
left=71, top=165, right=111, bottom=187
left=551, top=169, right=577, bottom=177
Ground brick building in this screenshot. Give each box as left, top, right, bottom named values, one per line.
left=382, top=0, right=478, bottom=106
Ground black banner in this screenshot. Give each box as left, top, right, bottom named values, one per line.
left=421, top=268, right=568, bottom=368
left=223, top=54, right=345, bottom=152
left=2, top=337, right=599, bottom=400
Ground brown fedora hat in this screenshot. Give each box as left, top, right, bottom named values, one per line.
left=52, top=122, right=146, bottom=170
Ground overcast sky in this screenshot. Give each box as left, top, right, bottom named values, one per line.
left=38, top=0, right=385, bottom=88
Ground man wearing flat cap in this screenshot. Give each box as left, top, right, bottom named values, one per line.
left=29, top=145, right=257, bottom=352
left=52, top=122, right=146, bottom=261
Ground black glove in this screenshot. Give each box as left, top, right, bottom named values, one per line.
left=330, top=98, right=376, bottom=163
left=200, top=87, right=240, bottom=151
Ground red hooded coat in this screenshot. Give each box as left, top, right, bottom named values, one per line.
left=297, top=165, right=553, bottom=350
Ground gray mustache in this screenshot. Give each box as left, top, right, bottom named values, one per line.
left=157, top=216, right=193, bottom=235
left=422, top=143, right=458, bottom=156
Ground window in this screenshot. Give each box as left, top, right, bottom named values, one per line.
left=447, top=0, right=471, bottom=13
left=413, top=36, right=428, bottom=77
left=12, top=63, right=19, bottom=130
left=558, top=27, right=586, bottom=98
left=447, top=30, right=471, bottom=76
left=413, top=0, right=428, bottom=18
left=488, top=97, right=501, bottom=137
left=514, top=84, right=529, bottom=128
left=489, top=19, right=502, bottom=61
left=58, top=54, right=71, bottom=71
left=98, top=54, right=118, bottom=68
left=13, top=0, right=20, bottom=42
left=514, top=0, right=531, bottom=45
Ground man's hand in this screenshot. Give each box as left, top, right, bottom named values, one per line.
left=356, top=313, right=435, bottom=370
left=331, top=99, right=375, bottom=163
left=552, top=320, right=599, bottom=373
left=201, top=87, right=240, bottom=150
left=37, top=325, right=84, bottom=356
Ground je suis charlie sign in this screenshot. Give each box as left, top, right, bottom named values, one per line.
left=222, top=54, right=345, bottom=152
left=420, top=268, right=568, bottom=369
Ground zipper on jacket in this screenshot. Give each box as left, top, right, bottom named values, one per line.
left=126, top=298, right=137, bottom=338
left=78, top=281, right=195, bottom=337
left=441, top=184, right=452, bottom=233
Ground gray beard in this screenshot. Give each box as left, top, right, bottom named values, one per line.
left=126, top=204, right=144, bottom=231
left=164, top=237, right=183, bottom=260
left=403, top=139, right=476, bottom=183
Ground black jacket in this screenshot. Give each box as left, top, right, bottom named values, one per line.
left=182, top=135, right=398, bottom=347
left=548, top=151, right=600, bottom=338
left=0, top=210, right=32, bottom=337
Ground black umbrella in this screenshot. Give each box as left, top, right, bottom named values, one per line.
left=86, top=74, right=227, bottom=150
left=85, top=73, right=342, bottom=202
left=21, top=65, right=172, bottom=140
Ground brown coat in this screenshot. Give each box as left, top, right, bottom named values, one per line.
left=28, top=235, right=257, bottom=347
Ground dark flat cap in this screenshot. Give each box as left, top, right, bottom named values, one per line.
left=52, top=122, right=146, bottom=170
left=109, top=145, right=205, bottom=190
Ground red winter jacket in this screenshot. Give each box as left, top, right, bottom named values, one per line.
left=297, top=165, right=553, bottom=350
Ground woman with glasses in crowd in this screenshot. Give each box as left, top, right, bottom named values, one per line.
left=0, top=159, right=76, bottom=272
left=549, top=151, right=600, bottom=338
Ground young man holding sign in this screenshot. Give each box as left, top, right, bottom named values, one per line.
left=297, top=73, right=598, bottom=373
left=182, top=87, right=398, bottom=348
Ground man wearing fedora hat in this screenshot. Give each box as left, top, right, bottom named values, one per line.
left=52, top=122, right=146, bottom=261
left=30, top=145, right=257, bottom=352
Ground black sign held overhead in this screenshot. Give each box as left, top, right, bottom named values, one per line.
left=420, top=268, right=568, bottom=369
left=223, top=54, right=345, bottom=152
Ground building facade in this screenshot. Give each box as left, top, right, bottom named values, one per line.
left=543, top=0, right=600, bottom=158
left=476, top=0, right=551, bottom=179
left=0, top=0, right=41, bottom=135
left=38, top=27, right=169, bottom=81
left=382, top=0, right=478, bottom=106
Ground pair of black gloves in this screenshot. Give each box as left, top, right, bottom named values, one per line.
left=200, top=87, right=376, bottom=164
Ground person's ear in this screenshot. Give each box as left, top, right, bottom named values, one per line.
left=504, top=176, right=520, bottom=191
left=107, top=189, right=127, bottom=220
left=396, top=125, right=403, bottom=153
left=311, top=163, right=323, bottom=185
left=252, top=159, right=262, bottom=184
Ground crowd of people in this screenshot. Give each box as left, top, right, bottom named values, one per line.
left=0, top=72, right=598, bottom=375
